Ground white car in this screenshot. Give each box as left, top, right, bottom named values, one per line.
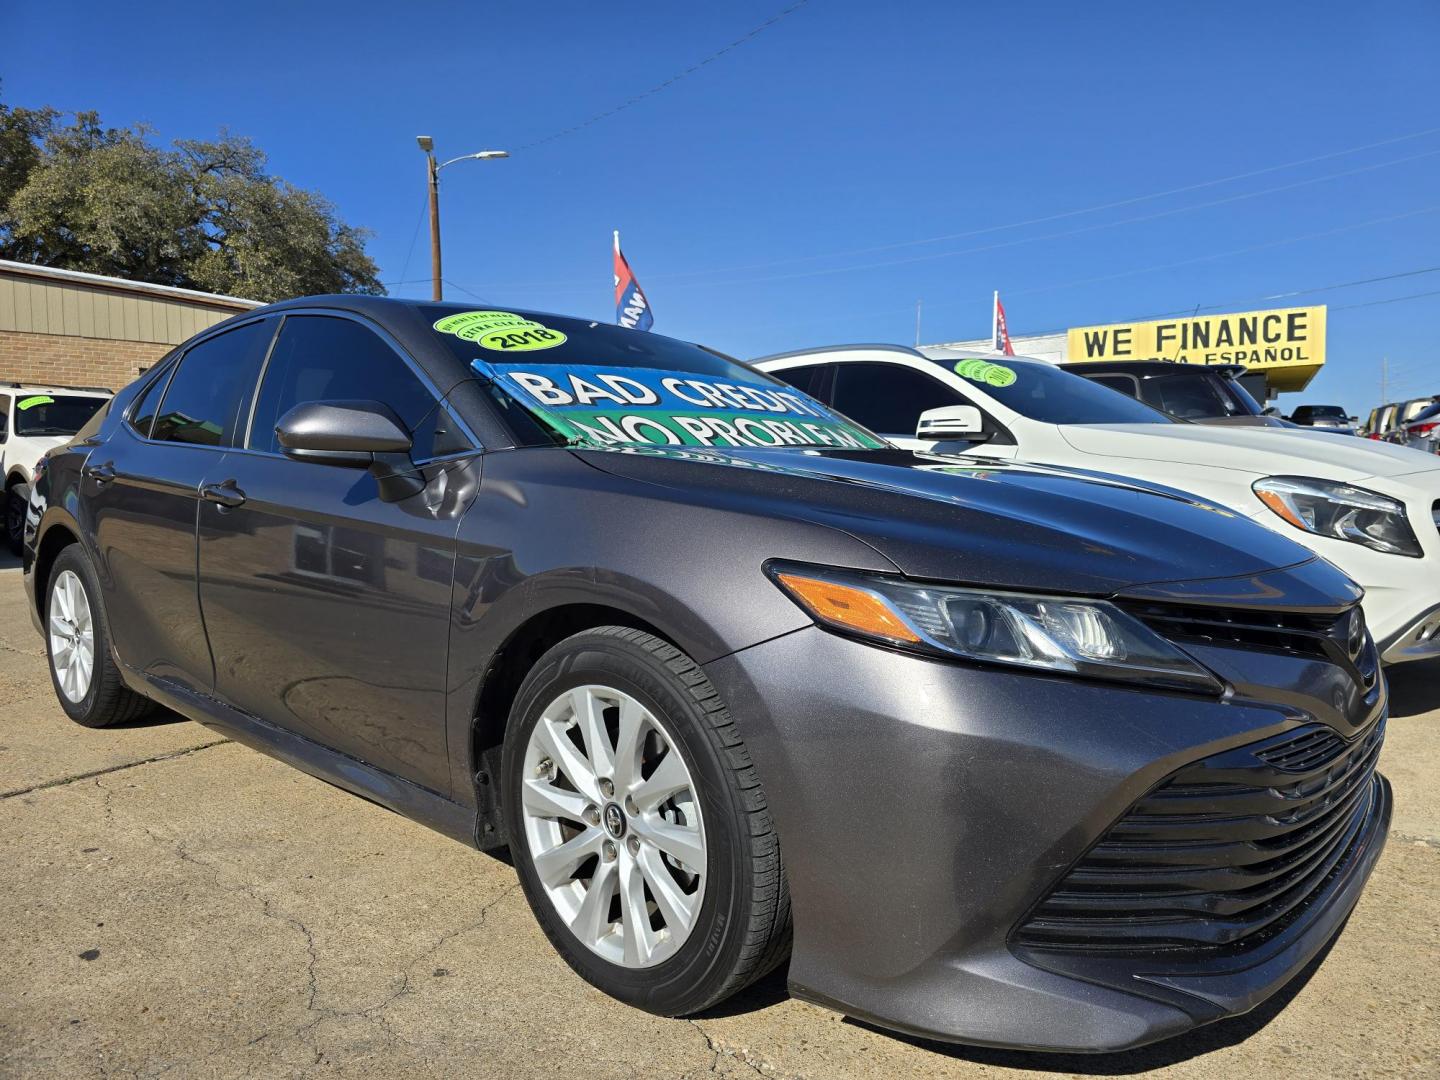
left=2, top=383, right=112, bottom=554
left=755, top=345, right=1440, bottom=665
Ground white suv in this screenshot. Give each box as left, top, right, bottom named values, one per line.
left=2, top=383, right=112, bottom=554
left=755, top=345, right=1440, bottom=665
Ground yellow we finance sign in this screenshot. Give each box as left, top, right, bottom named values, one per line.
left=1066, top=306, right=1326, bottom=391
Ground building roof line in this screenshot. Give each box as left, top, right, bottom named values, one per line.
left=0, top=259, right=263, bottom=310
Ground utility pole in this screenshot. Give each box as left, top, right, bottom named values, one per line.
left=414, top=136, right=510, bottom=304
left=914, top=299, right=922, bottom=347
left=1381, top=356, right=1388, bottom=404
left=426, top=150, right=442, bottom=301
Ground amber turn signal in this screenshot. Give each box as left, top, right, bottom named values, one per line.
left=1254, top=488, right=1306, bottom=530
left=774, top=572, right=921, bottom=644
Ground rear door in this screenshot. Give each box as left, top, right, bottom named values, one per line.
left=86, top=317, right=276, bottom=690
left=195, top=312, right=479, bottom=793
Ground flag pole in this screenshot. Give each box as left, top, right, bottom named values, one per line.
left=992, top=290, right=999, bottom=352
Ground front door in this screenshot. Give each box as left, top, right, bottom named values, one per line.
left=196, top=313, right=480, bottom=794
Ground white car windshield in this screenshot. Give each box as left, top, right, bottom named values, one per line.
left=935, top=358, right=1175, bottom=425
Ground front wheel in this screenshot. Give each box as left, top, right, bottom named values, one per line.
left=503, top=627, right=790, bottom=1015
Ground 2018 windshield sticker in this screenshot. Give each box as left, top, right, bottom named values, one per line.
left=434, top=310, right=567, bottom=352
left=954, top=359, right=1016, bottom=388
left=16, top=395, right=54, bottom=410
left=470, top=360, right=885, bottom=451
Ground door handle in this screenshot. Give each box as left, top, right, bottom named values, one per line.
left=84, top=462, right=116, bottom=486
left=200, top=481, right=246, bottom=509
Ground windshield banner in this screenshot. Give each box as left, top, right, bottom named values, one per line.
left=471, top=360, right=884, bottom=450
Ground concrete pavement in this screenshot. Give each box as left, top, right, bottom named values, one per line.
left=2, top=564, right=1437, bottom=1078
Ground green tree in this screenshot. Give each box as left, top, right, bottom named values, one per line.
left=0, top=96, right=383, bottom=301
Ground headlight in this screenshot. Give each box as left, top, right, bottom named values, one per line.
left=1253, top=476, right=1421, bottom=557
left=768, top=565, right=1221, bottom=694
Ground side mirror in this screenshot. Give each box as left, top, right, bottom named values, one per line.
left=1348, top=415, right=1359, bottom=423
left=276, top=400, right=423, bottom=501
left=916, top=404, right=987, bottom=442
left=1262, top=406, right=1280, bottom=417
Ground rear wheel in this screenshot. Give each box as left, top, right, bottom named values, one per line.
left=45, top=546, right=154, bottom=727
left=504, top=626, right=790, bottom=1015
left=5, top=481, right=28, bottom=556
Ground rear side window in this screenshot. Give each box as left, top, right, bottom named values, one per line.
left=0, top=396, right=9, bottom=443
left=1089, top=375, right=1139, bottom=398
left=151, top=321, right=275, bottom=446
left=249, top=315, right=471, bottom=460
left=770, top=363, right=835, bottom=403
left=831, top=362, right=963, bottom=435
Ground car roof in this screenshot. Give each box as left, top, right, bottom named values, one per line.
left=0, top=382, right=112, bottom=396
left=1060, top=360, right=1247, bottom=379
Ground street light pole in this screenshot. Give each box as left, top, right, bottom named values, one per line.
left=426, top=149, right=442, bottom=301
left=415, top=136, right=509, bottom=303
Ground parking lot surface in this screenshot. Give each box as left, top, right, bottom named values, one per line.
left=2, top=561, right=1437, bottom=1079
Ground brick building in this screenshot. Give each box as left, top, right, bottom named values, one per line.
left=0, top=259, right=260, bottom=391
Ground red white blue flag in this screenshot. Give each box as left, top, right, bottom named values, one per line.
left=614, top=231, right=654, bottom=332
left=992, top=290, right=1016, bottom=356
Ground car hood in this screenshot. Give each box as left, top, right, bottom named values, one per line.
left=576, top=446, right=1321, bottom=597
left=1057, top=422, right=1439, bottom=481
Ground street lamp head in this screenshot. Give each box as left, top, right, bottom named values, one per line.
left=416, top=135, right=434, bottom=153
left=476, top=150, right=509, bottom=160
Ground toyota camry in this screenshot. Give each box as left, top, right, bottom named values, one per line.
left=24, top=297, right=1389, bottom=1052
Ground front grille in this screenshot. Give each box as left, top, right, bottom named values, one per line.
left=1122, top=602, right=1341, bottom=659
left=1013, top=717, right=1386, bottom=955
left=1122, top=601, right=1379, bottom=690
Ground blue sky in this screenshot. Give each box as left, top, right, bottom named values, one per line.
left=4, top=0, right=1438, bottom=419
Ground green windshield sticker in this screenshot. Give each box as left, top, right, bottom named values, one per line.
left=434, top=310, right=567, bottom=352
left=953, top=359, right=1016, bottom=388
left=16, top=395, right=54, bottom=410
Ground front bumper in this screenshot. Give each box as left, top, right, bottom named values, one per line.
left=705, top=626, right=1389, bottom=1053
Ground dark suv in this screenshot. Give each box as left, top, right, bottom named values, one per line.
left=23, top=297, right=1390, bottom=1053
left=1061, top=360, right=1282, bottom=426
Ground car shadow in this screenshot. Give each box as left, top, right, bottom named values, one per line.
left=840, top=932, right=1339, bottom=1074
left=1387, top=658, right=1440, bottom=719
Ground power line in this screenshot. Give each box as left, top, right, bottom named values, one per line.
left=642, top=124, right=1440, bottom=281
left=463, top=144, right=1440, bottom=294
left=514, top=1, right=812, bottom=152
left=1332, top=288, right=1440, bottom=311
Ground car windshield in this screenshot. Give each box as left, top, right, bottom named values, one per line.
left=1301, top=405, right=1348, bottom=420
left=424, top=306, right=887, bottom=451
left=1135, top=371, right=1260, bottom=419
left=932, top=357, right=1175, bottom=425
left=1410, top=402, right=1440, bottom=423
left=12, top=394, right=108, bottom=436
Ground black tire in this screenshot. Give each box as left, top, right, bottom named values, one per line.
left=503, top=626, right=790, bottom=1016
left=44, top=545, right=154, bottom=728
left=5, top=481, right=28, bottom=556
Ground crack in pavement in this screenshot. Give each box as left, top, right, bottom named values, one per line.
left=1391, top=829, right=1440, bottom=849
left=127, top=815, right=525, bottom=1079
left=688, top=1018, right=776, bottom=1078
left=0, top=740, right=230, bottom=800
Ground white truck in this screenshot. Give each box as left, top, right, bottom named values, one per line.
left=2, top=383, right=112, bottom=554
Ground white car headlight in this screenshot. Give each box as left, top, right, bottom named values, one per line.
left=768, top=564, right=1222, bottom=694
left=1253, top=476, right=1422, bottom=558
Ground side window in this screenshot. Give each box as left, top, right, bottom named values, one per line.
left=1089, top=375, right=1139, bottom=398
left=831, top=362, right=963, bottom=435
left=0, top=396, right=9, bottom=443
left=769, top=363, right=834, bottom=404
left=128, top=366, right=173, bottom=438
left=151, top=321, right=275, bottom=446
left=249, top=315, right=471, bottom=460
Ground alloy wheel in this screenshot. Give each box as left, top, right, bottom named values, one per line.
left=520, top=684, right=707, bottom=969
left=49, top=569, right=96, bottom=703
